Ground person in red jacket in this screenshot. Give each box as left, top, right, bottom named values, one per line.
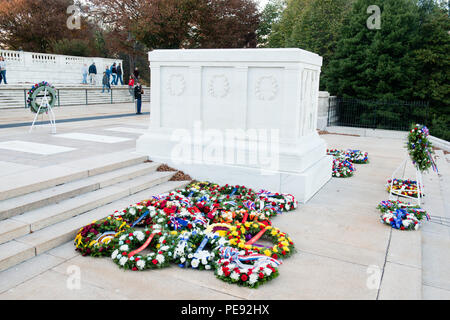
left=128, top=77, right=135, bottom=95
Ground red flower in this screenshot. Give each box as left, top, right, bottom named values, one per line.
left=152, top=259, right=158, bottom=265
left=240, top=274, right=248, bottom=281
left=259, top=272, right=265, bottom=279
left=132, top=267, right=138, bottom=271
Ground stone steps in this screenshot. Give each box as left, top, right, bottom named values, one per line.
left=0, top=148, right=190, bottom=272
left=1, top=170, right=173, bottom=240
left=0, top=150, right=148, bottom=202
left=0, top=162, right=160, bottom=221
left=0, top=180, right=189, bottom=272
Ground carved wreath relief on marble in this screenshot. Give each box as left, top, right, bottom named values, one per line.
left=255, top=75, right=278, bottom=101
left=208, top=74, right=230, bottom=99
left=166, top=74, right=186, bottom=96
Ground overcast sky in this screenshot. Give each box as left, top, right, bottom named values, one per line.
left=255, top=0, right=270, bottom=10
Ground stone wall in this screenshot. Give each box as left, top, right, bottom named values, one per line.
left=0, top=49, right=123, bottom=85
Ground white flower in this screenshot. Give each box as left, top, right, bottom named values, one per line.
left=160, top=245, right=169, bottom=251
left=230, top=272, right=240, bottom=281
left=129, top=207, right=136, bottom=215
left=217, top=268, right=224, bottom=276
left=136, top=260, right=145, bottom=269
left=135, top=231, right=145, bottom=241
left=402, top=220, right=411, bottom=228
left=119, top=257, right=128, bottom=266
left=156, top=254, right=165, bottom=264
left=191, top=259, right=199, bottom=268
left=249, top=274, right=258, bottom=285
left=202, top=257, right=208, bottom=265
left=188, top=254, right=193, bottom=259
left=180, top=257, right=186, bottom=263
left=111, top=249, right=119, bottom=260
left=264, top=268, right=272, bottom=276
left=119, top=235, right=126, bottom=241
left=119, top=245, right=129, bottom=252
left=205, top=265, right=211, bottom=270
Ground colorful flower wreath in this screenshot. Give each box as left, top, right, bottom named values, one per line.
left=170, top=229, right=229, bottom=270
left=215, top=247, right=281, bottom=288
left=386, top=179, right=424, bottom=198
left=114, top=201, right=168, bottom=227
left=111, top=225, right=172, bottom=271
left=332, top=158, right=355, bottom=178
left=379, top=208, right=421, bottom=231
left=407, top=124, right=437, bottom=172
left=27, top=81, right=57, bottom=114
left=344, top=150, right=369, bottom=164
left=225, top=222, right=295, bottom=259
left=74, top=215, right=129, bottom=257
left=377, top=200, right=429, bottom=221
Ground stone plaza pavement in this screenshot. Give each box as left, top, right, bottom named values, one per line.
left=0, top=103, right=448, bottom=300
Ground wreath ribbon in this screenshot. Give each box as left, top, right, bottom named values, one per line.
left=219, top=247, right=281, bottom=271
left=128, top=232, right=156, bottom=258
left=131, top=210, right=150, bottom=228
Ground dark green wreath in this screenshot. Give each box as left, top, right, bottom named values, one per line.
left=27, top=81, right=57, bottom=114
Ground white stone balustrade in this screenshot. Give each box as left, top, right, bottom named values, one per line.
left=0, top=49, right=123, bottom=85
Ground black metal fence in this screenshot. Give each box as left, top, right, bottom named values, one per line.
left=327, top=97, right=430, bottom=131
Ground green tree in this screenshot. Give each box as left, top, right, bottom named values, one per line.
left=256, top=0, right=286, bottom=47
left=286, top=0, right=353, bottom=89
left=267, top=0, right=311, bottom=48
left=412, top=0, right=450, bottom=139
left=325, top=0, right=422, bottom=101
left=266, top=0, right=353, bottom=89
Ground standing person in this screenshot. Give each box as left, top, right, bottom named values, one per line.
left=81, top=63, right=88, bottom=84
left=105, top=65, right=111, bottom=85
left=101, top=72, right=111, bottom=93
left=128, top=76, right=135, bottom=95
left=116, top=63, right=123, bottom=85
left=88, top=62, right=97, bottom=85
left=110, top=63, right=117, bottom=85
left=0, top=56, right=7, bottom=85
left=133, top=67, right=140, bottom=80
left=134, top=81, right=143, bottom=114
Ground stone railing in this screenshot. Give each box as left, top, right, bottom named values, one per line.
left=0, top=49, right=123, bottom=85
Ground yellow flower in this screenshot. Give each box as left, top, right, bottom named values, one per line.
left=252, top=223, right=259, bottom=228
left=244, top=222, right=251, bottom=228
left=231, top=231, right=238, bottom=237
left=271, top=230, right=277, bottom=236
left=229, top=239, right=237, bottom=245
left=284, top=247, right=290, bottom=252
left=238, top=242, right=245, bottom=248
left=264, top=249, right=272, bottom=256
left=170, top=231, right=178, bottom=235
left=88, top=240, right=97, bottom=247
left=272, top=247, right=278, bottom=253
left=265, top=226, right=272, bottom=230
left=244, top=245, right=252, bottom=250
left=156, top=244, right=161, bottom=249
left=281, top=241, right=289, bottom=247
